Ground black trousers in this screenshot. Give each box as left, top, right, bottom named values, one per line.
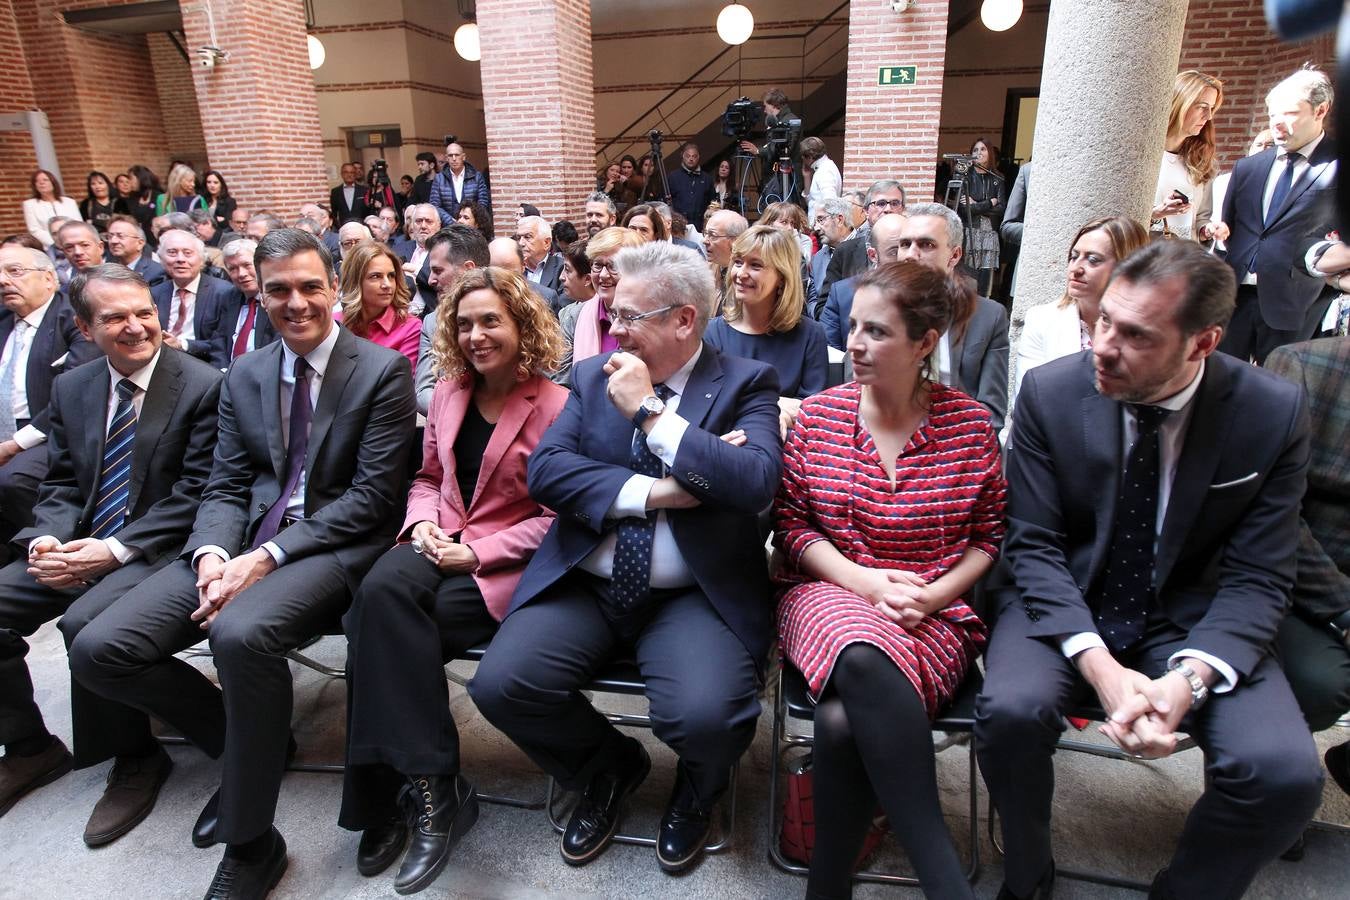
left=0, top=445, right=49, bottom=554
left=974, top=606, right=1324, bottom=900
left=1276, top=611, right=1350, bottom=732
left=1218, top=284, right=1325, bottom=365
left=468, top=573, right=761, bottom=804
left=339, top=543, right=498, bottom=830
left=0, top=556, right=166, bottom=766
left=69, top=554, right=350, bottom=844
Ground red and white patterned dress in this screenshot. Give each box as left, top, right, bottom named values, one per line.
left=774, top=381, right=1007, bottom=716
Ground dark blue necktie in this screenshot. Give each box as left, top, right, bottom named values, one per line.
left=1265, top=152, right=1301, bottom=226
left=609, top=385, right=672, bottom=610
left=1096, top=404, right=1170, bottom=654
left=253, top=356, right=311, bottom=548
left=91, top=379, right=138, bottom=539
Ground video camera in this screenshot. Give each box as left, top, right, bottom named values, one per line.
left=368, top=158, right=391, bottom=188
left=722, top=97, right=764, bottom=141
left=942, top=153, right=976, bottom=175
left=766, top=116, right=803, bottom=160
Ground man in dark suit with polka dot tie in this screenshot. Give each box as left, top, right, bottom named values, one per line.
left=975, top=240, right=1321, bottom=900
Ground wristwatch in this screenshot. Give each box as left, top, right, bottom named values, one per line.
left=1169, top=660, right=1209, bottom=710
left=631, top=394, right=666, bottom=429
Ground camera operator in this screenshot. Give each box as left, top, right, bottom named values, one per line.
left=737, top=88, right=805, bottom=207
left=363, top=159, right=404, bottom=217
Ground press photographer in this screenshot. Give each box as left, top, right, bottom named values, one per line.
left=735, top=88, right=805, bottom=208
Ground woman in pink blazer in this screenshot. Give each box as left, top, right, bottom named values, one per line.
left=337, top=240, right=423, bottom=370
left=340, top=267, right=567, bottom=893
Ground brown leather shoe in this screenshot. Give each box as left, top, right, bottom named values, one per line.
left=0, top=737, right=73, bottom=818
left=83, top=745, right=174, bottom=847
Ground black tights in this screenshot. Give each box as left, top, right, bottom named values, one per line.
left=804, top=644, right=973, bottom=900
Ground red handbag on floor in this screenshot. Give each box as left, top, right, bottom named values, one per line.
left=780, top=751, right=888, bottom=869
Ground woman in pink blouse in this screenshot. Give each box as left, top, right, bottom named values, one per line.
left=337, top=241, right=421, bottom=368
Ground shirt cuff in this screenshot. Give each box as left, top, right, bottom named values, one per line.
left=103, top=537, right=138, bottom=565
left=644, top=410, right=690, bottom=467
left=1060, top=631, right=1106, bottom=659
left=192, top=545, right=232, bottom=569
left=13, top=425, right=44, bottom=450
left=261, top=541, right=286, bottom=566
left=27, top=535, right=60, bottom=555
left=1305, top=240, right=1336, bottom=276
left=608, top=475, right=658, bottom=520
left=1168, top=649, right=1237, bottom=693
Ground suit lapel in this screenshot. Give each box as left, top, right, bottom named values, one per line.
left=473, top=378, right=534, bottom=507
left=127, top=351, right=183, bottom=513
left=1155, top=363, right=1231, bottom=587
left=1265, top=143, right=1337, bottom=230
left=1082, top=391, right=1123, bottom=581
left=257, top=343, right=286, bottom=479
left=438, top=384, right=472, bottom=512
left=80, top=365, right=111, bottom=521
left=670, top=343, right=724, bottom=430
left=305, top=329, right=358, bottom=476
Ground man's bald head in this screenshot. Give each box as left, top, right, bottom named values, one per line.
left=488, top=236, right=524, bottom=273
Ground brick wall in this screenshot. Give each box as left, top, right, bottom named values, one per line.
left=0, top=0, right=39, bottom=236
left=478, top=0, right=595, bottom=230
left=147, top=33, right=208, bottom=169
left=1180, top=0, right=1335, bottom=171
left=841, top=0, right=950, bottom=202
left=180, top=0, right=328, bottom=216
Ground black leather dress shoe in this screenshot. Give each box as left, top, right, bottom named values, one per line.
left=357, top=817, right=409, bottom=877
left=996, top=860, right=1055, bottom=900
left=560, top=740, right=651, bottom=867
left=656, top=765, right=712, bottom=873
left=1326, top=741, right=1349, bottom=795
left=1148, top=867, right=1176, bottom=900
left=202, top=828, right=287, bottom=899
left=393, top=773, right=479, bottom=894
left=193, top=789, right=221, bottom=848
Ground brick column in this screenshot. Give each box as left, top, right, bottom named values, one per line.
left=477, top=0, right=595, bottom=229
left=0, top=0, right=39, bottom=235
left=180, top=0, right=327, bottom=216
left=841, top=1, right=949, bottom=201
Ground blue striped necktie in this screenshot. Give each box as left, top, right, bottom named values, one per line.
left=90, top=378, right=138, bottom=540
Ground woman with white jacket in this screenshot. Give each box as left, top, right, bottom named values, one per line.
left=22, top=169, right=82, bottom=249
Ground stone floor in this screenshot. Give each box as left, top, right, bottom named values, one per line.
left=0, top=625, right=1346, bottom=899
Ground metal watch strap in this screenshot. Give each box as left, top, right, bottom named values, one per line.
left=1170, top=660, right=1209, bottom=709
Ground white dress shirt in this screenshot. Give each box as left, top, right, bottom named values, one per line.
left=4, top=297, right=55, bottom=450
left=579, top=345, right=702, bottom=589
left=1060, top=361, right=1240, bottom=692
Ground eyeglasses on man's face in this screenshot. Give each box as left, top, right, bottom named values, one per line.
left=611, top=303, right=678, bottom=324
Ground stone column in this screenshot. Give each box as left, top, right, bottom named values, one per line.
left=1015, top=1, right=1189, bottom=355
left=180, top=0, right=327, bottom=216
left=841, top=0, right=949, bottom=200
left=477, top=0, right=595, bottom=229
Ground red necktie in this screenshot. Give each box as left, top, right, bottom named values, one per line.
left=233, top=298, right=258, bottom=358
left=172, top=288, right=189, bottom=337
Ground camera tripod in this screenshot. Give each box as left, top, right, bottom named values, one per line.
left=639, top=130, right=672, bottom=204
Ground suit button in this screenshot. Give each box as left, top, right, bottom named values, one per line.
left=258, top=503, right=267, bottom=512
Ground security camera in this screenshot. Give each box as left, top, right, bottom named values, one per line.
left=890, top=0, right=917, bottom=10
left=196, top=46, right=226, bottom=68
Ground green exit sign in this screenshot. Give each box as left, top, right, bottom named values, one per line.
left=878, top=66, right=917, bottom=86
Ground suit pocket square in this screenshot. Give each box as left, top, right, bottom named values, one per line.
left=1209, top=472, right=1259, bottom=489
left=50, top=353, right=68, bottom=368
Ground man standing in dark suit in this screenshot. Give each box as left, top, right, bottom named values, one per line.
left=0, top=263, right=220, bottom=844
left=149, top=229, right=235, bottom=369
left=470, top=241, right=781, bottom=875
left=1218, top=67, right=1337, bottom=364
left=819, top=179, right=906, bottom=299
left=219, top=238, right=279, bottom=364
left=0, top=245, right=103, bottom=552
left=515, top=215, right=564, bottom=295
left=330, top=163, right=370, bottom=226
left=976, top=240, right=1322, bottom=900
left=70, top=230, right=416, bottom=899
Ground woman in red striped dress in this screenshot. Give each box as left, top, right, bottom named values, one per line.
left=774, top=261, right=1006, bottom=900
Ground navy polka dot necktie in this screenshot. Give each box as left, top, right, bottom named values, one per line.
left=610, top=384, right=672, bottom=610
left=1096, top=403, right=1170, bottom=653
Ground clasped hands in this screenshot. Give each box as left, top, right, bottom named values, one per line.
left=409, top=521, right=479, bottom=572
left=603, top=351, right=747, bottom=513
left=851, top=565, right=941, bottom=629
left=28, top=537, right=120, bottom=589
left=190, top=549, right=277, bottom=629
left=1078, top=647, right=1201, bottom=759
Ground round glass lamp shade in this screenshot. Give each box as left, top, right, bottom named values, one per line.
left=306, top=34, right=326, bottom=70
left=980, top=0, right=1023, bottom=32
left=454, top=23, right=482, bottom=62
left=717, top=4, right=755, bottom=46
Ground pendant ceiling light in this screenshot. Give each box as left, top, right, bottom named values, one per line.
left=717, top=4, right=755, bottom=46
left=454, top=22, right=481, bottom=61
left=980, top=0, right=1023, bottom=32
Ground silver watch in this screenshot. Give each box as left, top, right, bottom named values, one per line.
left=1169, top=660, right=1209, bottom=709
left=632, top=394, right=666, bottom=428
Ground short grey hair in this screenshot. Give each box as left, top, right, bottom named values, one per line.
left=1268, top=65, right=1334, bottom=110
left=903, top=202, right=963, bottom=249
left=518, top=215, right=551, bottom=238
left=613, top=242, right=715, bottom=332
left=163, top=212, right=193, bottom=231
left=584, top=191, right=617, bottom=215
left=158, top=228, right=206, bottom=254
left=294, top=216, right=320, bottom=233
left=708, top=209, right=748, bottom=238
left=56, top=220, right=101, bottom=245
left=864, top=179, right=906, bottom=206
left=188, top=208, right=214, bottom=226
left=820, top=197, right=852, bottom=219
left=68, top=263, right=147, bottom=322
left=12, top=246, right=54, bottom=271
left=247, top=211, right=285, bottom=232
left=411, top=203, right=440, bottom=222
left=338, top=222, right=372, bottom=242
left=254, top=228, right=334, bottom=282
left=221, top=237, right=258, bottom=260
left=648, top=201, right=672, bottom=222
